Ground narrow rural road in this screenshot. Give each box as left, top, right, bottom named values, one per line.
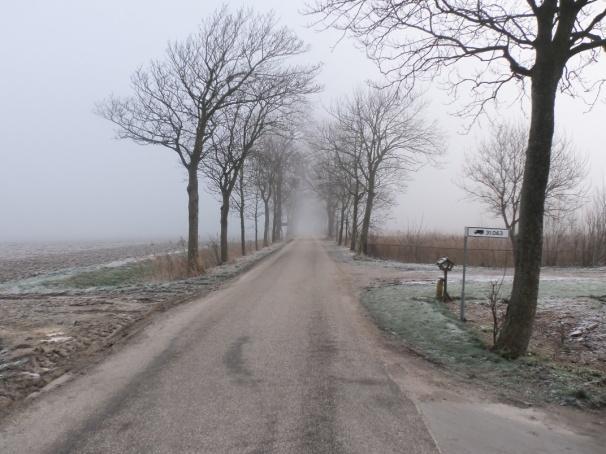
left=0, top=239, right=438, bottom=453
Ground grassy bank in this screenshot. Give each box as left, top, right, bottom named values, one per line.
left=361, top=282, right=606, bottom=409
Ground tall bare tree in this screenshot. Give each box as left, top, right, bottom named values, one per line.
left=271, top=138, right=295, bottom=242
left=308, top=0, right=606, bottom=357
left=310, top=120, right=362, bottom=247
left=99, top=6, right=314, bottom=272
left=203, top=52, right=319, bottom=263
left=204, top=103, right=263, bottom=264
left=460, top=122, right=587, bottom=261
left=321, top=107, right=366, bottom=250
left=346, top=86, right=441, bottom=254
left=251, top=150, right=274, bottom=247
left=235, top=163, right=248, bottom=256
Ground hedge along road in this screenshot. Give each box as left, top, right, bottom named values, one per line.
left=0, top=239, right=438, bottom=453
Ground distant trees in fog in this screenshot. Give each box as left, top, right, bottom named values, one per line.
left=98, top=6, right=319, bottom=270
left=310, top=85, right=442, bottom=255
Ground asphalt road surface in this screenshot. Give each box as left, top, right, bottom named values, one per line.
left=0, top=240, right=439, bottom=453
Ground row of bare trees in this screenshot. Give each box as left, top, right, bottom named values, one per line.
left=309, top=86, right=442, bottom=254
left=244, top=134, right=304, bottom=250
left=307, top=0, right=606, bottom=358
left=99, top=6, right=319, bottom=271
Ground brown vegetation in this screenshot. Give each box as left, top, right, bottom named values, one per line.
left=149, top=241, right=258, bottom=281
left=368, top=219, right=606, bottom=268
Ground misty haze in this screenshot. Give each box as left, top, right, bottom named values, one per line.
left=1, top=1, right=605, bottom=453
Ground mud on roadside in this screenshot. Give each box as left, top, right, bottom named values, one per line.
left=0, top=243, right=282, bottom=415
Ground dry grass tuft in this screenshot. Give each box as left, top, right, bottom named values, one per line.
left=148, top=241, right=259, bottom=281
left=368, top=232, right=513, bottom=267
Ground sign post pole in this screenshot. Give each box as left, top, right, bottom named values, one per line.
left=460, top=226, right=509, bottom=322
left=460, top=229, right=468, bottom=321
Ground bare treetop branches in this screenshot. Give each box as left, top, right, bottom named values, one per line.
left=100, top=6, right=318, bottom=169
left=308, top=1, right=606, bottom=113
left=310, top=84, right=442, bottom=253
left=98, top=5, right=320, bottom=272
left=460, top=122, right=588, bottom=247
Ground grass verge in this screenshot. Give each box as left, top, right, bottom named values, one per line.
left=361, top=282, right=606, bottom=409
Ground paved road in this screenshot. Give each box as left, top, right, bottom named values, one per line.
left=0, top=239, right=438, bottom=453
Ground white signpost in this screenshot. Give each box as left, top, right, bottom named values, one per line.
left=460, top=226, right=509, bottom=321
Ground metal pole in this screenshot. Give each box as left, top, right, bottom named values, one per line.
left=460, top=229, right=468, bottom=321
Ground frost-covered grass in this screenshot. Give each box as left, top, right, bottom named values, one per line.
left=0, top=242, right=282, bottom=293
left=60, top=262, right=153, bottom=288
left=361, top=283, right=606, bottom=408
left=324, top=243, right=606, bottom=408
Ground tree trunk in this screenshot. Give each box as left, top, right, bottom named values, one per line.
left=220, top=192, right=230, bottom=264
left=263, top=198, right=271, bottom=247
left=239, top=172, right=246, bottom=257
left=254, top=196, right=259, bottom=251
left=272, top=200, right=278, bottom=242
left=496, top=64, right=560, bottom=358
left=273, top=172, right=283, bottom=242
left=508, top=226, right=517, bottom=267
left=350, top=191, right=359, bottom=252
left=358, top=173, right=375, bottom=255
left=186, top=165, right=200, bottom=273
left=345, top=216, right=350, bottom=245
left=338, top=201, right=346, bottom=245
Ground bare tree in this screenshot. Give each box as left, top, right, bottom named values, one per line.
left=346, top=86, right=441, bottom=254
left=203, top=57, right=318, bottom=262
left=309, top=145, right=341, bottom=239
left=311, top=118, right=365, bottom=248
left=271, top=138, right=296, bottom=242
left=235, top=163, right=248, bottom=256
left=310, top=87, right=438, bottom=253
left=250, top=140, right=277, bottom=247
left=460, top=122, right=587, bottom=261
left=281, top=152, right=306, bottom=239
left=251, top=187, right=262, bottom=251
left=203, top=103, right=264, bottom=263
left=99, top=6, right=314, bottom=272
left=308, top=0, right=606, bottom=357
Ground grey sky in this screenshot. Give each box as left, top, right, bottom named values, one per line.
left=1, top=0, right=605, bottom=241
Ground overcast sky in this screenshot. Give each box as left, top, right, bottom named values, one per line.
left=1, top=0, right=605, bottom=242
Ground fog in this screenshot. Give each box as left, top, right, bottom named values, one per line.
left=1, top=0, right=605, bottom=242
